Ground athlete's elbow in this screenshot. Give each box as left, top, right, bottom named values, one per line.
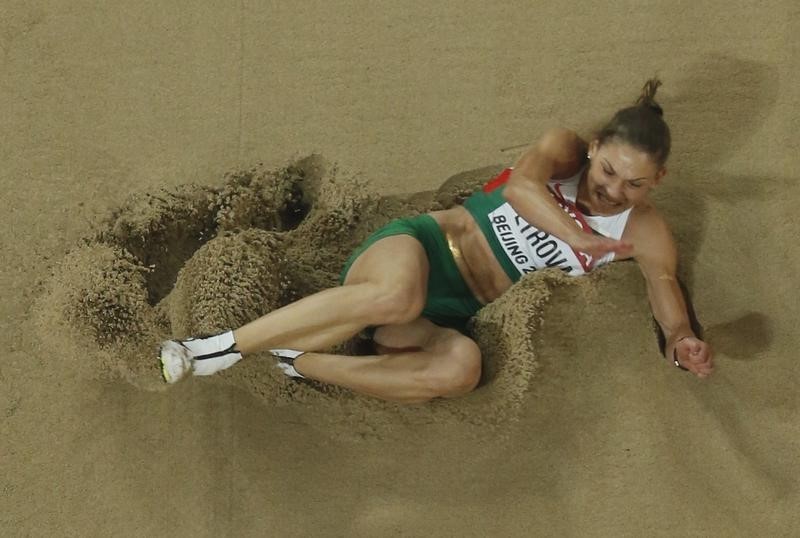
left=503, top=175, right=527, bottom=200
left=502, top=178, right=537, bottom=205
left=502, top=182, right=520, bottom=204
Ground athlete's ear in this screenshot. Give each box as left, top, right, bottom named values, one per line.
left=653, top=166, right=667, bottom=186
left=587, top=139, right=599, bottom=160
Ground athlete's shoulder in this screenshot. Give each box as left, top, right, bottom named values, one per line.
left=537, top=127, right=586, bottom=152
left=624, top=202, right=677, bottom=263
left=628, top=202, right=667, bottom=230
left=514, top=127, right=588, bottom=180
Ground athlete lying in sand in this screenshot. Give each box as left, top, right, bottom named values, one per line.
left=159, top=78, right=714, bottom=403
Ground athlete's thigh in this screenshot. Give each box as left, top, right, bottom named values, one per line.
left=374, top=317, right=478, bottom=357
left=373, top=317, right=441, bottom=351
left=343, top=235, right=429, bottom=294
left=375, top=317, right=482, bottom=395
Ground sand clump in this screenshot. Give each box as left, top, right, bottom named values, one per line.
left=167, top=229, right=287, bottom=337
left=33, top=242, right=166, bottom=390
left=34, top=154, right=660, bottom=439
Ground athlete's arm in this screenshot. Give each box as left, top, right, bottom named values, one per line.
left=626, top=206, right=714, bottom=378
left=504, top=128, right=632, bottom=259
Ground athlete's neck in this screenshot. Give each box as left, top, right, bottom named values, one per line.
left=576, top=168, right=595, bottom=216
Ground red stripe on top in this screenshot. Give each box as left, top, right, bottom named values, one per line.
left=483, top=168, right=513, bottom=193
left=551, top=184, right=593, bottom=233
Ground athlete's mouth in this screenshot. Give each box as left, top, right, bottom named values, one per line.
left=596, top=190, right=622, bottom=206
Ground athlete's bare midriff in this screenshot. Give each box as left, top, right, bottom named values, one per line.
left=429, top=206, right=514, bottom=304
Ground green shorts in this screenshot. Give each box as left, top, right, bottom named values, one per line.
left=339, top=214, right=483, bottom=333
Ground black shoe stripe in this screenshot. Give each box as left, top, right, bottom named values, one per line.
left=188, top=342, right=241, bottom=362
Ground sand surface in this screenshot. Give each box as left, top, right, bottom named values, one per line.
left=2, top=2, right=799, bottom=536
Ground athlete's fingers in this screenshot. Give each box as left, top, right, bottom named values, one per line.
left=577, top=236, right=631, bottom=258
left=694, top=358, right=713, bottom=370
left=692, top=356, right=712, bottom=369
left=696, top=346, right=713, bottom=363
left=689, top=352, right=707, bottom=364
left=677, top=343, right=713, bottom=374
left=597, top=240, right=632, bottom=257
left=607, top=238, right=632, bottom=249
left=694, top=365, right=714, bottom=375
left=681, top=339, right=710, bottom=365
left=691, top=359, right=712, bottom=373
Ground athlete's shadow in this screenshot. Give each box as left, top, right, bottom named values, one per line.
left=655, top=54, right=779, bottom=286
left=655, top=55, right=779, bottom=352
left=704, top=312, right=773, bottom=361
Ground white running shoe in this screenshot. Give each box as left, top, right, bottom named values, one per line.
left=159, top=340, right=193, bottom=384
left=159, top=330, right=242, bottom=383
left=270, top=348, right=306, bottom=378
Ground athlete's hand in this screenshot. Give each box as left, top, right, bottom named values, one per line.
left=571, top=233, right=633, bottom=260
left=674, top=336, right=714, bottom=378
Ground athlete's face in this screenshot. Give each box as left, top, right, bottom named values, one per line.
left=583, top=140, right=666, bottom=215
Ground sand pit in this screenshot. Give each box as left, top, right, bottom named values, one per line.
left=33, top=154, right=667, bottom=439
left=7, top=4, right=799, bottom=535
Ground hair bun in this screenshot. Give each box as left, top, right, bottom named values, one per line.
left=636, top=78, right=664, bottom=116
left=647, top=101, right=664, bottom=117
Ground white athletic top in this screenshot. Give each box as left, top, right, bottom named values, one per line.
left=464, top=165, right=633, bottom=279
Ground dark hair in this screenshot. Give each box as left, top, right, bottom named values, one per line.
left=597, top=78, right=671, bottom=167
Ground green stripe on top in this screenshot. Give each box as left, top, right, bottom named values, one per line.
left=462, top=185, right=522, bottom=283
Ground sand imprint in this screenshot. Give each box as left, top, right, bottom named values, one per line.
left=34, top=154, right=648, bottom=439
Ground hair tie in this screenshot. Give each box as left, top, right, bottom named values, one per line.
left=646, top=102, right=664, bottom=117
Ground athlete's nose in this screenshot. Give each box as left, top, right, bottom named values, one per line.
left=606, top=180, right=624, bottom=203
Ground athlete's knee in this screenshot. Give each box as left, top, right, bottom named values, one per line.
left=366, top=284, right=425, bottom=325
left=421, top=336, right=482, bottom=398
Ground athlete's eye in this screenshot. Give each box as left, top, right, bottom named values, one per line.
left=603, top=167, right=614, bottom=176
left=628, top=182, right=643, bottom=188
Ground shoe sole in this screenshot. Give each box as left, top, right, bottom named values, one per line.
left=159, top=340, right=192, bottom=384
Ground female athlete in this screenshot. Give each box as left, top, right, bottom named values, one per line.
left=159, top=78, right=715, bottom=403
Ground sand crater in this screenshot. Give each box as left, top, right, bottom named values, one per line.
left=34, top=155, right=657, bottom=439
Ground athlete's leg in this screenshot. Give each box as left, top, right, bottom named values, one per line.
left=233, top=234, right=428, bottom=354
left=159, top=234, right=431, bottom=383
left=290, top=318, right=482, bottom=404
